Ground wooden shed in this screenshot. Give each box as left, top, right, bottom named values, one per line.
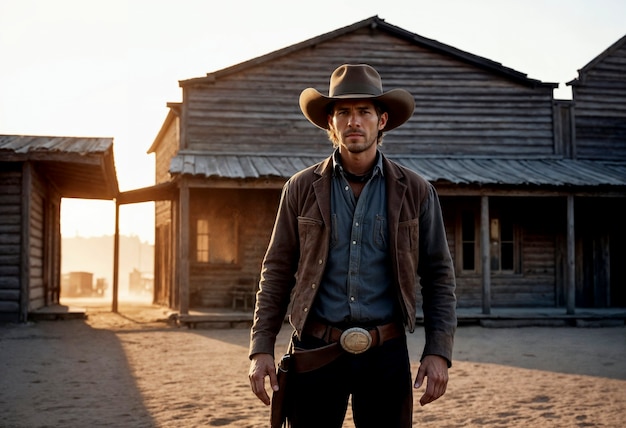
left=147, top=16, right=626, bottom=315
left=0, top=135, right=118, bottom=322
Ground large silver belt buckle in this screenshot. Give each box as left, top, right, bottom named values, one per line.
left=339, top=327, right=372, bottom=354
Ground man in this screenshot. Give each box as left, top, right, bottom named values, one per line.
left=249, top=64, right=457, bottom=428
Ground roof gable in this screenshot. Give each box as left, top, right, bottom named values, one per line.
left=568, top=33, right=626, bottom=86
left=181, top=16, right=556, bottom=90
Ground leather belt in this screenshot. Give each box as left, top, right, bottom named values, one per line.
left=303, top=319, right=404, bottom=354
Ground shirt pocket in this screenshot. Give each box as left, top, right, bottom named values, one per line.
left=330, top=214, right=338, bottom=249
left=373, top=214, right=387, bottom=250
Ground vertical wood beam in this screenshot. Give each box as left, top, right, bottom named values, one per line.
left=566, top=195, right=576, bottom=314
left=112, top=201, right=120, bottom=313
left=20, top=162, right=32, bottom=322
left=179, top=180, right=190, bottom=315
left=481, top=195, right=491, bottom=314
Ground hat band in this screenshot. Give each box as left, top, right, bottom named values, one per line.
left=330, top=81, right=383, bottom=97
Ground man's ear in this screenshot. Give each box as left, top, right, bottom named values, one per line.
left=378, top=112, right=389, bottom=130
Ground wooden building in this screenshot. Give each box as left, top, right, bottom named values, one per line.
left=146, top=17, right=626, bottom=315
left=567, top=34, right=626, bottom=308
left=0, top=135, right=118, bottom=322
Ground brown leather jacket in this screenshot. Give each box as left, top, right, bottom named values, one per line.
left=249, top=153, right=457, bottom=364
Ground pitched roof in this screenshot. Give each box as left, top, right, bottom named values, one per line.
left=0, top=134, right=119, bottom=199
left=568, top=33, right=626, bottom=86
left=164, top=17, right=623, bottom=192
left=181, top=16, right=556, bottom=90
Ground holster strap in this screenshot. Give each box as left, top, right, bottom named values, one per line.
left=291, top=342, right=344, bottom=373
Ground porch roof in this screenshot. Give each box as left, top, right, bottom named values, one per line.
left=0, top=134, right=119, bottom=199
left=170, top=153, right=626, bottom=188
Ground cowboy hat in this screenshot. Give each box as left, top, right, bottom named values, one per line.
left=299, top=64, right=415, bottom=131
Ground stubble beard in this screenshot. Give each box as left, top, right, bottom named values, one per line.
left=341, top=133, right=376, bottom=154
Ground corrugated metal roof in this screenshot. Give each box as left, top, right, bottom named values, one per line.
left=170, top=153, right=626, bottom=187
left=0, top=134, right=113, bottom=155
left=170, top=153, right=327, bottom=179
left=0, top=134, right=119, bottom=199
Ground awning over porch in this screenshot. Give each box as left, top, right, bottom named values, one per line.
left=0, top=134, right=119, bottom=199
left=170, top=152, right=626, bottom=187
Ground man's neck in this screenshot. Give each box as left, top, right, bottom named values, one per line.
left=339, top=148, right=377, bottom=176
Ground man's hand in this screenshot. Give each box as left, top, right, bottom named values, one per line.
left=248, top=353, right=278, bottom=405
left=414, top=354, right=449, bottom=406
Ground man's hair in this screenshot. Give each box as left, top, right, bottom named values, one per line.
left=326, top=101, right=386, bottom=147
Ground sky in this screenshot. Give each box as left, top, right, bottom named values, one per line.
left=1, top=0, right=624, bottom=244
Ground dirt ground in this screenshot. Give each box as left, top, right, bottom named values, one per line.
left=1, top=301, right=625, bottom=428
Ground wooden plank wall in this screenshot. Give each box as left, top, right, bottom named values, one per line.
left=184, top=28, right=555, bottom=158
left=447, top=197, right=559, bottom=308
left=153, top=116, right=179, bottom=307
left=28, top=167, right=47, bottom=311
left=573, top=41, right=626, bottom=160
left=189, top=188, right=279, bottom=307
left=0, top=163, right=22, bottom=321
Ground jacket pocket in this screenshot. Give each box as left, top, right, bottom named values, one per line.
left=297, top=216, right=323, bottom=252
left=398, top=218, right=419, bottom=251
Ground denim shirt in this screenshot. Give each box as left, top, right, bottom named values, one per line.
left=312, top=150, right=398, bottom=325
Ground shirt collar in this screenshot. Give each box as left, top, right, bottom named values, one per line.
left=332, top=148, right=384, bottom=177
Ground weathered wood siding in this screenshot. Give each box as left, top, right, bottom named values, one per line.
left=189, top=188, right=279, bottom=307
left=153, top=115, right=179, bottom=307
left=573, top=38, right=626, bottom=160
left=183, top=27, right=555, bottom=158
left=0, top=163, right=22, bottom=321
left=155, top=114, right=179, bottom=226
left=28, top=166, right=48, bottom=311
left=442, top=197, right=560, bottom=308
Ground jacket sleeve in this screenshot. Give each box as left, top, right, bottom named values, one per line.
left=249, top=179, right=300, bottom=359
left=417, top=184, right=457, bottom=366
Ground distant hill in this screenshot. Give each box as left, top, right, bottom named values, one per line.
left=61, top=235, right=154, bottom=297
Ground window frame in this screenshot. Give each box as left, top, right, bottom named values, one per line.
left=456, top=205, right=521, bottom=276
left=192, top=211, right=240, bottom=266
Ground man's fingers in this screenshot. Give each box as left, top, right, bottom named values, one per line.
left=248, top=354, right=276, bottom=406
left=415, top=355, right=449, bottom=406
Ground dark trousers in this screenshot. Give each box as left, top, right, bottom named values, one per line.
left=288, top=334, right=413, bottom=428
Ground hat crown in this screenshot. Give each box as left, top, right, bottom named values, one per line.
left=329, top=64, right=384, bottom=97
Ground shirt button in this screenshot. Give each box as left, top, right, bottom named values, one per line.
left=345, top=185, right=349, bottom=191
left=355, top=222, right=359, bottom=227
left=352, top=241, right=357, bottom=245
left=350, top=296, right=355, bottom=302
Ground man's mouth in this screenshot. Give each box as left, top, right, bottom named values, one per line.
left=345, top=132, right=364, bottom=138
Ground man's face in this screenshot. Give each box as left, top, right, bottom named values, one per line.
left=328, top=100, right=388, bottom=154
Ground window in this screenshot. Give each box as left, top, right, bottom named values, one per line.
left=490, top=217, right=518, bottom=273
left=197, top=219, right=210, bottom=263
left=459, top=209, right=519, bottom=274
left=195, top=213, right=239, bottom=264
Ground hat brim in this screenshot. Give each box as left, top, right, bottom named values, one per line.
left=299, top=88, right=415, bottom=131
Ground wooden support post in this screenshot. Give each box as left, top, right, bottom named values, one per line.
left=481, top=195, right=491, bottom=315
left=112, top=201, right=120, bottom=313
left=566, top=195, right=576, bottom=314
left=179, top=181, right=190, bottom=315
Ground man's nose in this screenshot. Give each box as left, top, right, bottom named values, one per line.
left=348, top=113, right=360, bottom=127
